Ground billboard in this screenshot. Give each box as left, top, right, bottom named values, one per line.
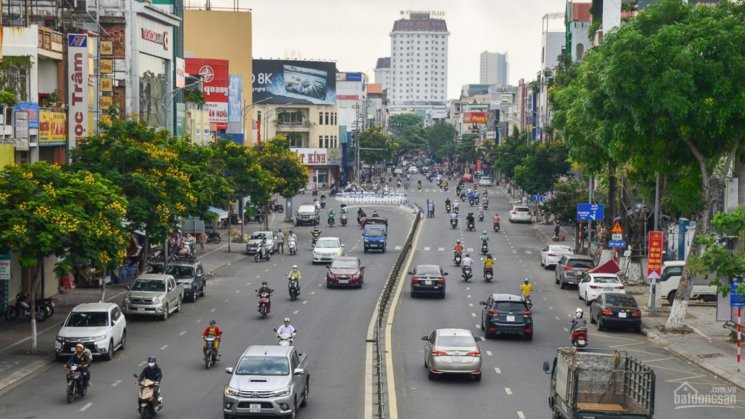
left=39, top=110, right=67, bottom=145
left=336, top=72, right=363, bottom=82
left=185, top=58, right=229, bottom=130
left=227, top=74, right=243, bottom=134
left=253, top=59, right=336, bottom=105
left=464, top=112, right=488, bottom=124
left=67, top=34, right=89, bottom=149
left=14, top=102, right=39, bottom=128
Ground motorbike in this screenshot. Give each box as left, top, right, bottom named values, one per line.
left=341, top=213, right=348, bottom=226
left=417, top=183, right=422, bottom=191
left=203, top=335, right=219, bottom=369
left=523, top=295, right=533, bottom=309
left=254, top=246, right=271, bottom=262
left=460, top=193, right=466, bottom=202
left=453, top=253, right=462, bottom=266
left=467, top=221, right=475, bottom=231
left=257, top=291, right=272, bottom=319
left=66, top=364, right=86, bottom=403
left=478, top=212, right=485, bottom=222
left=328, top=215, right=335, bottom=227
left=469, top=198, right=475, bottom=206
left=358, top=215, right=367, bottom=226
left=443, top=184, right=448, bottom=191
left=462, top=265, right=472, bottom=282
left=484, top=268, right=493, bottom=282
left=311, top=234, right=320, bottom=247
left=133, top=375, right=162, bottom=418
left=571, top=321, right=588, bottom=348
left=483, top=201, right=489, bottom=210
left=206, top=231, right=221, bottom=244
left=288, top=277, right=300, bottom=301
left=493, top=220, right=501, bottom=232
left=288, top=240, right=297, bottom=255
left=145, top=250, right=165, bottom=273
left=480, top=241, right=489, bottom=255
left=450, top=218, right=458, bottom=229
left=445, top=203, right=451, bottom=213
left=4, top=292, right=48, bottom=321
left=275, top=330, right=296, bottom=347
left=320, top=198, right=326, bottom=209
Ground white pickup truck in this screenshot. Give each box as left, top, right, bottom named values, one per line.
left=658, top=261, right=718, bottom=304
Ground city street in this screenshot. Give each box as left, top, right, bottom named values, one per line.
left=0, top=199, right=415, bottom=419
left=391, top=180, right=745, bottom=419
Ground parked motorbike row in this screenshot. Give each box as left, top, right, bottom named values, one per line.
left=4, top=292, right=55, bottom=322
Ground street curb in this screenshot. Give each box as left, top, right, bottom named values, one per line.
left=0, top=359, right=55, bottom=396
left=642, top=327, right=745, bottom=391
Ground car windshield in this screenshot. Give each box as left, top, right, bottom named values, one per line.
left=436, top=335, right=475, bottom=347
left=64, top=311, right=108, bottom=327
left=568, top=259, right=594, bottom=269
left=251, top=232, right=269, bottom=240
left=514, top=207, right=529, bottom=212
left=316, top=239, right=340, bottom=248
left=593, top=276, right=620, bottom=284
left=494, top=301, right=527, bottom=312
left=331, top=260, right=358, bottom=269
left=606, top=295, right=637, bottom=307
left=165, top=266, right=194, bottom=279
left=415, top=266, right=441, bottom=276
left=365, top=227, right=385, bottom=236
left=131, top=280, right=165, bottom=292
left=235, top=356, right=290, bottom=376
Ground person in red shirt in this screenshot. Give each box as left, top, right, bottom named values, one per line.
left=201, top=320, right=222, bottom=358
left=453, top=240, right=464, bottom=256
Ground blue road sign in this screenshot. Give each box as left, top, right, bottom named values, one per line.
left=608, top=240, right=626, bottom=248
left=577, top=203, right=605, bottom=221
left=532, top=194, right=547, bottom=203
left=731, top=279, right=745, bottom=308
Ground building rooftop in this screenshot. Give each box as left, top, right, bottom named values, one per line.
left=375, top=57, right=391, bottom=69
left=570, top=2, right=591, bottom=22
left=392, top=16, right=448, bottom=32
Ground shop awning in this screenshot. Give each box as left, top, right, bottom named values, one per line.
left=589, top=259, right=620, bottom=274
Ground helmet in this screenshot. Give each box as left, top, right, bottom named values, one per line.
left=456, top=240, right=461, bottom=243
left=262, top=281, right=268, bottom=286
left=284, top=317, right=291, bottom=323
left=147, top=355, right=157, bottom=363
left=292, top=265, right=298, bottom=269
left=483, top=230, right=487, bottom=234
left=465, top=253, right=470, bottom=257
left=575, top=308, right=584, bottom=318
left=524, top=278, right=529, bottom=283
left=75, top=343, right=84, bottom=350
left=209, top=320, right=216, bottom=325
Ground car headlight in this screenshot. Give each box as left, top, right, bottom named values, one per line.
left=124, top=297, right=130, bottom=304
left=56, top=336, right=65, bottom=343
left=152, top=297, right=162, bottom=304
left=92, top=335, right=107, bottom=341
left=272, top=387, right=292, bottom=397
left=224, top=386, right=240, bottom=397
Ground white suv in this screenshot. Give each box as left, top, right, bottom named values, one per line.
left=55, top=302, right=127, bottom=360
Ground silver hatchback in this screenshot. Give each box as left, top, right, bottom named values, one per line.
left=421, top=328, right=482, bottom=381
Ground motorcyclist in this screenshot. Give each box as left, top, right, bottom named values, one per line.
left=466, top=212, right=475, bottom=228
left=462, top=253, right=474, bottom=276
left=311, top=225, right=321, bottom=245
left=520, top=278, right=533, bottom=302
left=443, top=179, right=449, bottom=190
left=201, top=320, right=223, bottom=359
left=276, top=317, right=297, bottom=340
left=340, top=204, right=348, bottom=217
left=288, top=230, right=298, bottom=252
left=288, top=265, right=302, bottom=294
left=493, top=212, right=501, bottom=225
left=450, top=210, right=459, bottom=224
left=453, top=240, right=464, bottom=257
left=478, top=207, right=485, bottom=220
left=417, top=179, right=422, bottom=189
left=258, top=237, right=269, bottom=259
left=571, top=308, right=587, bottom=333
left=445, top=197, right=452, bottom=211
left=479, top=230, right=489, bottom=244
left=257, top=281, right=274, bottom=313
left=66, top=343, right=91, bottom=390
left=138, top=355, right=163, bottom=407
left=327, top=209, right=335, bottom=222
left=483, top=253, right=494, bottom=277
left=453, top=201, right=460, bottom=213
left=372, top=210, right=379, bottom=217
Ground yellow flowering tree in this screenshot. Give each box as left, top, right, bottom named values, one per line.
left=255, top=137, right=308, bottom=199
left=0, top=162, right=129, bottom=351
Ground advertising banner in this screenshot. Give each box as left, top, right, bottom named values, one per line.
left=14, top=102, right=39, bottom=128
left=336, top=72, right=363, bottom=82
left=39, top=110, right=67, bottom=145
left=185, top=58, right=229, bottom=130
left=647, top=231, right=664, bottom=278
left=291, top=148, right=332, bottom=166
left=67, top=34, right=89, bottom=149
left=227, top=74, right=243, bottom=134
left=464, top=112, right=488, bottom=124
left=175, top=57, right=185, bottom=88
left=253, top=59, right=336, bottom=105
left=100, top=77, right=113, bottom=92
left=100, top=40, right=114, bottom=56
left=100, top=59, right=113, bottom=74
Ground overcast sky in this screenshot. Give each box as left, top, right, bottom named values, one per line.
left=205, top=0, right=568, bottom=99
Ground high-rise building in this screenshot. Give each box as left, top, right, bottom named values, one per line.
left=479, top=51, right=508, bottom=86
left=388, top=11, right=449, bottom=120
left=374, top=57, right=391, bottom=93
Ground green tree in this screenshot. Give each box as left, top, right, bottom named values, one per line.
left=455, top=135, right=479, bottom=163
left=0, top=163, right=129, bottom=351
left=424, top=122, right=457, bottom=161
left=255, top=136, right=308, bottom=198
left=493, top=129, right=529, bottom=180
left=543, top=180, right=589, bottom=224
left=513, top=141, right=570, bottom=195
left=697, top=208, right=745, bottom=300
left=388, top=114, right=423, bottom=137
left=358, top=129, right=395, bottom=163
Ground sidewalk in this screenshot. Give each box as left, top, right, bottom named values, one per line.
left=0, top=232, right=248, bottom=395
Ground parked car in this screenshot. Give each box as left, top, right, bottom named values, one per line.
left=122, top=274, right=183, bottom=320
left=589, top=292, right=642, bottom=332
left=407, top=166, right=419, bottom=174
left=658, top=261, right=718, bottom=304
left=421, top=328, right=482, bottom=381
left=554, top=255, right=595, bottom=289
left=164, top=260, right=206, bottom=302
left=479, top=294, right=533, bottom=340
left=540, top=244, right=574, bottom=269
left=508, top=205, right=532, bottom=223
left=394, top=167, right=404, bottom=175
left=478, top=176, right=493, bottom=186
left=245, top=231, right=276, bottom=255
left=410, top=264, right=448, bottom=298
left=55, top=303, right=126, bottom=361
left=312, top=237, right=344, bottom=264
left=326, top=256, right=364, bottom=288
left=578, top=273, right=625, bottom=305
left=295, top=203, right=320, bottom=226
left=223, top=345, right=309, bottom=418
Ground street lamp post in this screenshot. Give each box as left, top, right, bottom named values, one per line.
left=162, top=77, right=203, bottom=133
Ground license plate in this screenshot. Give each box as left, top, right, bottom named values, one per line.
left=338, top=279, right=348, bottom=284
left=506, top=315, right=516, bottom=322
left=618, top=312, right=627, bottom=318
left=452, top=356, right=464, bottom=363
left=137, top=308, right=146, bottom=312
left=249, top=404, right=261, bottom=413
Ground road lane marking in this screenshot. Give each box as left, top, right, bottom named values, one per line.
left=160, top=345, right=168, bottom=350
left=467, top=295, right=471, bottom=299
left=210, top=308, right=216, bottom=313
left=471, top=313, right=476, bottom=317
left=395, top=245, right=402, bottom=250
left=111, top=379, right=122, bottom=387
left=235, top=290, right=240, bottom=294
left=467, top=248, right=474, bottom=252
left=555, top=316, right=561, bottom=321
left=264, top=269, right=270, bottom=272
left=179, top=331, right=186, bottom=336
left=525, top=250, right=533, bottom=254
left=563, top=327, right=569, bottom=332
left=466, top=286, right=471, bottom=291
left=302, top=300, right=308, bottom=304
left=494, top=367, right=501, bottom=374
left=245, top=281, right=251, bottom=286
left=475, top=324, right=481, bottom=329
left=505, top=387, right=512, bottom=395
left=311, top=291, right=316, bottom=295
left=423, top=246, right=431, bottom=251
left=317, top=283, right=322, bottom=287
left=468, top=303, right=473, bottom=307
left=512, top=249, right=517, bottom=253
left=517, top=411, right=526, bottom=419
left=438, top=247, right=444, bottom=251
left=549, top=306, right=554, bottom=310
left=80, top=402, right=93, bottom=412
left=224, top=298, right=229, bottom=302
left=256, top=275, right=261, bottom=278
left=138, top=360, right=146, bottom=367
left=487, top=351, right=493, bottom=357
left=293, top=310, right=299, bottom=315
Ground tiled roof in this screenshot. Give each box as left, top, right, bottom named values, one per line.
left=392, top=18, right=448, bottom=32
left=375, top=57, right=391, bottom=69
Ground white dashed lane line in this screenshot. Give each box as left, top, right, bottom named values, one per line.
left=555, top=316, right=561, bottom=321
left=111, top=379, right=122, bottom=387
left=467, top=248, right=474, bottom=252
left=210, top=308, right=216, bottom=313
left=160, top=345, right=168, bottom=350
left=471, top=313, right=476, bottom=317
left=311, top=291, right=316, bottom=295
left=80, top=402, right=93, bottom=412
left=179, top=331, right=186, bottom=336
left=395, top=245, right=402, bottom=250
left=438, top=247, right=445, bottom=252
left=563, top=327, right=569, bottom=332
left=245, top=281, right=251, bottom=286
left=468, top=303, right=473, bottom=307
left=224, top=298, right=230, bottom=302
left=302, top=300, right=308, bottom=304
left=517, top=411, right=526, bottom=419
left=505, top=387, right=513, bottom=395
left=511, top=249, right=518, bottom=254
left=424, top=246, right=431, bottom=251
left=494, top=367, right=501, bottom=374
left=486, top=351, right=493, bottom=357
left=525, top=250, right=532, bottom=254
left=293, top=310, right=299, bottom=315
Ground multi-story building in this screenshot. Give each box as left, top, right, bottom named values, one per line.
left=460, top=84, right=492, bottom=99
left=388, top=11, right=449, bottom=120
left=336, top=72, right=368, bottom=133
left=537, top=12, right=565, bottom=141
left=366, top=83, right=387, bottom=130
left=374, top=57, right=391, bottom=93
left=566, top=1, right=592, bottom=62
left=479, top=51, right=508, bottom=86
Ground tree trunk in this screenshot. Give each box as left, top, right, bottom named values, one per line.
left=26, top=256, right=43, bottom=353
left=665, top=206, right=706, bottom=330
left=737, top=158, right=745, bottom=207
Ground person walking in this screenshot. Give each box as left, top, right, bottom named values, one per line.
left=198, top=232, right=206, bottom=253
left=276, top=229, right=285, bottom=254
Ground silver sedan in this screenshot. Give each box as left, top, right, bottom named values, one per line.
left=421, top=328, right=482, bottom=381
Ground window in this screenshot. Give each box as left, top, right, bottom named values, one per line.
left=325, top=112, right=329, bottom=125
left=319, top=112, right=323, bottom=125
left=318, top=135, right=323, bottom=147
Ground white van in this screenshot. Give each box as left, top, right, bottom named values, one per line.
left=658, top=261, right=718, bottom=304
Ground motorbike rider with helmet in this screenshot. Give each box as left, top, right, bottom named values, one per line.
left=288, top=265, right=302, bottom=294
left=311, top=225, right=322, bottom=246
left=466, top=212, right=476, bottom=228
left=520, top=278, right=533, bottom=305
left=257, top=281, right=274, bottom=313
left=453, top=240, right=464, bottom=258
left=571, top=308, right=587, bottom=333
left=483, top=253, right=494, bottom=278
left=276, top=317, right=296, bottom=339
left=66, top=343, right=91, bottom=391
left=461, top=253, right=474, bottom=277
left=138, top=356, right=163, bottom=407
left=201, top=320, right=222, bottom=359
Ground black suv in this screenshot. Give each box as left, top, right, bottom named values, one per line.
left=164, top=261, right=206, bottom=302
left=479, top=294, right=533, bottom=340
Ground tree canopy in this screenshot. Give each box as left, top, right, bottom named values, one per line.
left=255, top=137, right=308, bottom=199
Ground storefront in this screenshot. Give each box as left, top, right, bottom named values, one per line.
left=291, top=147, right=342, bottom=187
left=127, top=3, right=180, bottom=129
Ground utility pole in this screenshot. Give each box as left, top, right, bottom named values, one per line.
left=653, top=172, right=660, bottom=231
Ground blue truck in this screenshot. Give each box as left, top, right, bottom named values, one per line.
left=363, top=217, right=388, bottom=253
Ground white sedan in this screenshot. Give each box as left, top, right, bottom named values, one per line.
left=313, top=237, right=344, bottom=264
left=578, top=273, right=625, bottom=305
left=478, top=176, right=493, bottom=186
left=408, top=166, right=419, bottom=174
left=508, top=206, right=532, bottom=223
left=540, top=245, right=574, bottom=269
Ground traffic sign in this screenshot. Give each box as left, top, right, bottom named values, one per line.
left=576, top=203, right=605, bottom=221
left=612, top=233, right=623, bottom=241
left=732, top=279, right=745, bottom=308
left=609, top=240, right=626, bottom=248
left=611, top=220, right=623, bottom=234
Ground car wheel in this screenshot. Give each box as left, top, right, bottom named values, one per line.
left=120, top=329, right=127, bottom=350
left=105, top=339, right=114, bottom=360
left=634, top=325, right=642, bottom=333
left=224, top=414, right=232, bottom=419
left=161, top=304, right=169, bottom=321
left=585, top=294, right=592, bottom=306
left=411, top=291, right=417, bottom=298
left=555, top=274, right=559, bottom=285
left=525, top=333, right=533, bottom=341
left=597, top=318, right=605, bottom=331
left=300, top=378, right=310, bottom=407
left=201, top=283, right=206, bottom=297
left=427, top=370, right=436, bottom=380
left=589, top=313, right=597, bottom=324
left=473, top=373, right=482, bottom=382
left=176, top=298, right=182, bottom=312
left=667, top=290, right=677, bottom=305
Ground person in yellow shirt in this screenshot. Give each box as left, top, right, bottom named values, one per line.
left=520, top=278, right=533, bottom=306
left=483, top=253, right=494, bottom=278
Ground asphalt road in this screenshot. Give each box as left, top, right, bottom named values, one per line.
left=392, top=178, right=745, bottom=419
left=0, top=198, right=415, bottom=419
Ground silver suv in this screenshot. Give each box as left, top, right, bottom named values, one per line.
left=555, top=255, right=595, bottom=289
left=295, top=204, right=320, bottom=226
left=122, top=274, right=184, bottom=320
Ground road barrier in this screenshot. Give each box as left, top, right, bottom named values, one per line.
left=371, top=204, right=422, bottom=418
left=335, top=192, right=408, bottom=206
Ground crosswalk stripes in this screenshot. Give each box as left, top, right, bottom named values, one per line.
left=466, top=248, right=474, bottom=252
